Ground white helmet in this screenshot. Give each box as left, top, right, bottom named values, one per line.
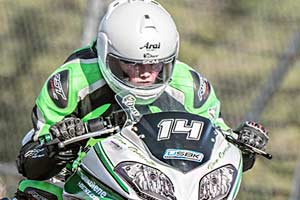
left=97, top=0, right=179, bottom=104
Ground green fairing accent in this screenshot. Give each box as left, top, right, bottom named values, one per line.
left=82, top=104, right=111, bottom=123
left=72, top=138, right=105, bottom=171
left=72, top=151, right=87, bottom=170
left=148, top=105, right=162, bottom=113
left=87, top=137, right=104, bottom=147
left=65, top=168, right=125, bottom=200
left=37, top=124, right=51, bottom=138
left=94, top=143, right=129, bottom=193
left=232, top=157, right=243, bottom=199
left=18, top=179, right=63, bottom=200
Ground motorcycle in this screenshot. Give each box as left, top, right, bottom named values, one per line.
left=14, top=92, right=272, bottom=200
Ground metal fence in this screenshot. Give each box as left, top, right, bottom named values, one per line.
left=0, top=0, right=299, bottom=199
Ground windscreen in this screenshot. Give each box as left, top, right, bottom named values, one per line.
left=115, top=92, right=216, bottom=173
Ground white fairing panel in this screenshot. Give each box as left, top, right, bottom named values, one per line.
left=88, top=127, right=243, bottom=200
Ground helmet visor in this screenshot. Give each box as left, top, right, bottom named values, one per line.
left=106, top=54, right=175, bottom=88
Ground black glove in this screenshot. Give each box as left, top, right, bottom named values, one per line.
left=235, top=121, right=269, bottom=150
left=50, top=117, right=86, bottom=141
left=48, top=117, right=87, bottom=165
left=16, top=141, right=79, bottom=180
left=48, top=144, right=79, bottom=166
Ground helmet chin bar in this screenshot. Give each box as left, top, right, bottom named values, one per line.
left=116, top=79, right=167, bottom=105
left=132, top=86, right=166, bottom=105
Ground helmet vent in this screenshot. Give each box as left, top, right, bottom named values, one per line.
left=142, top=14, right=156, bottom=30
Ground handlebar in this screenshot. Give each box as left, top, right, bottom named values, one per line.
left=45, top=126, right=120, bottom=149
left=225, top=135, right=273, bottom=160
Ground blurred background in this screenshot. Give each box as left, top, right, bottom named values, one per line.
left=0, top=0, right=299, bottom=199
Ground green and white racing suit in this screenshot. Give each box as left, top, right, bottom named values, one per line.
left=17, top=40, right=230, bottom=181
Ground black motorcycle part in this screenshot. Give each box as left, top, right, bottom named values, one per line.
left=23, top=187, right=58, bottom=200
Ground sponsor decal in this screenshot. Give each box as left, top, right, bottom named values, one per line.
left=143, top=53, right=159, bottom=59
left=143, top=53, right=159, bottom=64
left=49, top=73, right=67, bottom=101
left=128, top=146, right=156, bottom=166
left=79, top=172, right=107, bottom=199
left=198, top=77, right=210, bottom=102
left=27, top=190, right=48, bottom=200
left=113, top=135, right=128, bottom=145
left=142, top=58, right=160, bottom=64
left=78, top=182, right=99, bottom=200
left=47, top=70, right=69, bottom=108
left=122, top=94, right=140, bottom=117
left=190, top=70, right=211, bottom=108
left=139, top=42, right=161, bottom=51
left=163, top=149, right=204, bottom=163
left=109, top=140, right=123, bottom=151
left=24, top=148, right=45, bottom=159
left=208, top=142, right=232, bottom=169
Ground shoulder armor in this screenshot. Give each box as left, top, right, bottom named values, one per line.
left=64, top=42, right=97, bottom=63
left=189, top=70, right=211, bottom=108
left=47, top=70, right=69, bottom=108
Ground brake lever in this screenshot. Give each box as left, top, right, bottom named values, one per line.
left=43, top=126, right=120, bottom=149
left=57, top=126, right=120, bottom=149
left=241, top=142, right=273, bottom=159
left=225, top=135, right=272, bottom=160
left=43, top=138, right=61, bottom=147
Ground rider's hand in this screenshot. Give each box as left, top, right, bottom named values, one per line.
left=49, top=117, right=87, bottom=165
left=50, top=117, right=86, bottom=141
left=234, top=121, right=269, bottom=150
left=48, top=144, right=79, bottom=166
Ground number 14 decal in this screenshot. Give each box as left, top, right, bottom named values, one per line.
left=157, top=119, right=204, bottom=141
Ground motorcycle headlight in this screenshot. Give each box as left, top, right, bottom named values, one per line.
left=115, top=161, right=176, bottom=200
left=199, top=165, right=237, bottom=200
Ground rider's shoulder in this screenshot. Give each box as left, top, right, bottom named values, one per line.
left=174, top=60, right=193, bottom=70
left=41, top=43, right=102, bottom=109
left=64, top=40, right=98, bottom=63
left=173, top=60, right=207, bottom=82
left=172, top=60, right=216, bottom=109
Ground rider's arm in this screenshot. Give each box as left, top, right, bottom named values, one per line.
left=172, top=62, right=266, bottom=172
left=16, top=43, right=109, bottom=180
left=171, top=61, right=231, bottom=131
left=16, top=66, right=80, bottom=180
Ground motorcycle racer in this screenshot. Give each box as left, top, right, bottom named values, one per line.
left=14, top=0, right=269, bottom=199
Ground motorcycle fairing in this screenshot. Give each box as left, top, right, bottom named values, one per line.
left=64, top=167, right=125, bottom=200
left=135, top=112, right=216, bottom=173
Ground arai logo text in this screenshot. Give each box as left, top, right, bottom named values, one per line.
left=140, top=42, right=161, bottom=50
